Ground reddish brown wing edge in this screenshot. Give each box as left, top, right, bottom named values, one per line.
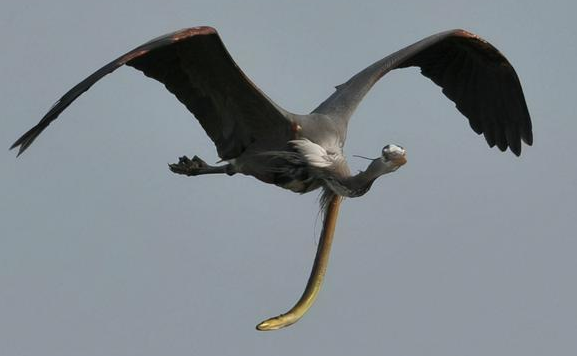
left=313, top=29, right=532, bottom=156
left=10, top=27, right=216, bottom=156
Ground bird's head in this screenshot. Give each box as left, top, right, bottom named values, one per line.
left=344, top=144, right=407, bottom=197
left=357, top=144, right=407, bottom=184
left=380, top=144, right=407, bottom=171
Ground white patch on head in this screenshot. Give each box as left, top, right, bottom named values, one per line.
left=383, top=144, right=404, bottom=154
left=382, top=144, right=406, bottom=159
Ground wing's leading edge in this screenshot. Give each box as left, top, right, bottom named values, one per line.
left=313, top=29, right=532, bottom=156
left=11, top=27, right=291, bottom=159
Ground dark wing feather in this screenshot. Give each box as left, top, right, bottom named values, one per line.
left=313, top=29, right=532, bottom=156
left=11, top=27, right=291, bottom=159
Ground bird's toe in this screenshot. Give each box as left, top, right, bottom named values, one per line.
left=190, top=155, right=208, bottom=168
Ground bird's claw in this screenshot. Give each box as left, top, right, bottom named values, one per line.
left=169, top=155, right=208, bottom=176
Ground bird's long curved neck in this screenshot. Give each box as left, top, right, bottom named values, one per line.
left=326, top=159, right=389, bottom=198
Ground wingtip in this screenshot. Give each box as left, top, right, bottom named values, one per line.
left=10, top=123, right=45, bottom=157
left=511, top=146, right=522, bottom=157
left=8, top=146, right=24, bottom=157
left=522, top=131, right=533, bottom=146
left=514, top=128, right=533, bottom=156
left=10, top=141, right=27, bottom=157
left=9, top=137, right=23, bottom=156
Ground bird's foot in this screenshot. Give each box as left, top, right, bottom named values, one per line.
left=169, top=155, right=232, bottom=176
left=169, top=155, right=209, bottom=176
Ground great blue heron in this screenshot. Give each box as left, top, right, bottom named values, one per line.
left=11, top=26, right=532, bottom=330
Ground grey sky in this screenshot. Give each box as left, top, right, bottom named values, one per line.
left=2, top=0, right=576, bottom=355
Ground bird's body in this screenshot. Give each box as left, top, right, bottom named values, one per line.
left=224, top=113, right=343, bottom=194
left=227, top=112, right=353, bottom=196
left=11, top=26, right=532, bottom=330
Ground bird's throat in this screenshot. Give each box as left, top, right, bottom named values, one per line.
left=324, top=158, right=400, bottom=198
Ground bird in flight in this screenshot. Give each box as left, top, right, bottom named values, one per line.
left=11, top=26, right=532, bottom=330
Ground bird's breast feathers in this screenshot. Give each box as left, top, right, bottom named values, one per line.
left=289, top=139, right=343, bottom=169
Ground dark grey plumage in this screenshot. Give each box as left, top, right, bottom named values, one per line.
left=313, top=29, right=532, bottom=156
left=11, top=27, right=533, bottom=194
left=11, top=27, right=292, bottom=160
left=10, top=26, right=534, bottom=331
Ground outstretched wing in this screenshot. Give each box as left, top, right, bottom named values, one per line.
left=312, top=29, right=533, bottom=156
left=11, top=26, right=292, bottom=159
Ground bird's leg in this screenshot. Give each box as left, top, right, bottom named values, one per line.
left=168, top=155, right=234, bottom=176
left=256, top=195, right=342, bottom=331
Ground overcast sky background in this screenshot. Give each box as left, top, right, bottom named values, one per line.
left=2, top=0, right=576, bottom=355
